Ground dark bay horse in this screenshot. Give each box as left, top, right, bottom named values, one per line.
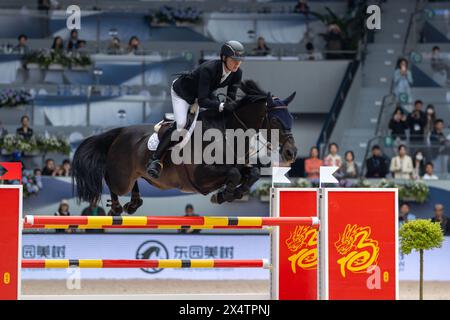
left=72, top=80, right=298, bottom=215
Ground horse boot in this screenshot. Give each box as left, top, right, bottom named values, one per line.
left=147, top=123, right=177, bottom=179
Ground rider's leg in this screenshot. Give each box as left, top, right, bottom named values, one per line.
left=147, top=86, right=190, bottom=179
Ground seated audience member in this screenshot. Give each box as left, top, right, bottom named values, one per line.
left=51, top=36, right=64, bottom=53
left=424, top=104, right=436, bottom=140
left=127, top=36, right=141, bottom=55
left=431, top=204, right=450, bottom=236
left=430, top=119, right=447, bottom=145
left=16, top=115, right=34, bottom=140
left=399, top=203, right=416, bottom=227
left=407, top=100, right=426, bottom=143
left=423, top=162, right=438, bottom=180
left=179, top=204, right=200, bottom=234
left=323, top=24, right=344, bottom=60
left=57, top=159, right=71, bottom=177
left=412, top=151, right=426, bottom=179
left=323, top=143, right=342, bottom=167
left=304, top=146, right=323, bottom=181
left=107, top=37, right=123, bottom=55
left=67, top=29, right=79, bottom=52
left=390, top=144, right=413, bottom=180
left=388, top=107, right=408, bottom=141
left=304, top=42, right=323, bottom=60
left=339, top=151, right=359, bottom=179
left=14, top=34, right=29, bottom=54
left=431, top=46, right=450, bottom=84
left=365, top=145, right=389, bottom=178
left=81, top=201, right=106, bottom=232
left=54, top=199, right=71, bottom=233
left=253, top=36, right=271, bottom=56
left=42, top=158, right=57, bottom=176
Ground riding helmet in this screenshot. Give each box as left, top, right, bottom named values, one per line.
left=220, top=40, right=245, bottom=61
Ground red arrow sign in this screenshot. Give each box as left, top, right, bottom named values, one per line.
left=0, top=162, right=22, bottom=181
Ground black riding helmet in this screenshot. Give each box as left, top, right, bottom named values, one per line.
left=220, top=40, right=245, bottom=61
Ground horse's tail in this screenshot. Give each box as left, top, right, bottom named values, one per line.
left=72, top=127, right=123, bottom=204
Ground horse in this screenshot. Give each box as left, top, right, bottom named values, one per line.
left=72, top=80, right=298, bottom=215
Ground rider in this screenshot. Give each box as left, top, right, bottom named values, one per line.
left=147, top=40, right=245, bottom=179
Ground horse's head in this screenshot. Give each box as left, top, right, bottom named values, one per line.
left=266, top=92, right=298, bottom=164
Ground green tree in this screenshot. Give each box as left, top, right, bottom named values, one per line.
left=399, top=219, right=444, bottom=300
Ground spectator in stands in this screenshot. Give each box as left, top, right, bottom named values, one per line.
left=388, top=107, right=408, bottom=141
left=253, top=37, right=271, bottom=56
left=107, top=37, right=123, bottom=55
left=390, top=144, right=413, bottom=180
left=423, top=162, right=438, bottom=180
left=399, top=203, right=416, bottom=227
left=127, top=36, right=141, bottom=55
left=431, top=46, right=450, bottom=85
left=408, top=100, right=426, bottom=144
left=322, top=24, right=344, bottom=60
left=430, top=119, right=447, bottom=145
left=0, top=120, right=8, bottom=138
left=16, top=115, right=34, bottom=140
left=393, top=58, right=413, bottom=104
left=33, top=168, right=43, bottom=188
left=13, top=34, right=29, bottom=55
left=412, top=151, right=426, bottom=179
left=339, top=151, right=359, bottom=179
left=304, top=146, right=323, bottom=181
left=304, top=42, right=323, bottom=61
left=323, top=143, right=342, bottom=167
left=56, top=159, right=71, bottom=177
left=54, top=199, right=71, bottom=233
left=365, top=145, right=389, bottom=178
left=42, top=158, right=57, bottom=176
left=431, top=203, right=450, bottom=236
left=294, top=0, right=310, bottom=15
left=424, top=104, right=436, bottom=141
left=76, top=40, right=87, bottom=54
left=179, top=204, right=200, bottom=234
left=81, top=201, right=106, bottom=232
left=51, top=36, right=64, bottom=53
left=67, top=29, right=79, bottom=52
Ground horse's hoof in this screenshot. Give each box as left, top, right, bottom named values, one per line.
left=210, top=194, right=219, bottom=204
left=123, top=198, right=143, bottom=215
left=108, top=206, right=123, bottom=216
left=211, top=193, right=226, bottom=204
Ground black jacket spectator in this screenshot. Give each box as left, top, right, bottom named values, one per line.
left=408, top=110, right=426, bottom=142
left=16, top=127, right=33, bottom=140
left=389, top=118, right=408, bottom=140
left=366, top=155, right=389, bottom=178
left=431, top=215, right=450, bottom=236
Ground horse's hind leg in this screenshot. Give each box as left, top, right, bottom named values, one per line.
left=123, top=181, right=143, bottom=215
left=107, top=192, right=123, bottom=216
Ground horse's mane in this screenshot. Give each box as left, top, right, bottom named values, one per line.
left=237, top=80, right=268, bottom=107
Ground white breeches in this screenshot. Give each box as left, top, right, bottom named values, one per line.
left=171, top=79, right=191, bottom=130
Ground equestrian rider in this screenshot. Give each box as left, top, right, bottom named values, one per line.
left=147, top=40, right=245, bottom=179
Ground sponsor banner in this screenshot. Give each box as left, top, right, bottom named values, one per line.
left=21, top=234, right=269, bottom=280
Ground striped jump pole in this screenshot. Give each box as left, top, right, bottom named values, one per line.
left=23, top=215, right=319, bottom=229
left=23, top=224, right=264, bottom=230
left=22, top=259, right=270, bottom=269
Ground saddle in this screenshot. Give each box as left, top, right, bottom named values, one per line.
left=154, top=103, right=199, bottom=140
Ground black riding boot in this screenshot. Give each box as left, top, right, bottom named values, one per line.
left=147, top=123, right=177, bottom=179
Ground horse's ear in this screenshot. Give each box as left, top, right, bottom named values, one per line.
left=267, top=92, right=273, bottom=106
left=283, top=91, right=296, bottom=106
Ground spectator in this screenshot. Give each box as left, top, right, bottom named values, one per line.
left=179, top=204, right=200, bottom=234
left=107, top=37, right=123, bottom=55
left=431, top=204, right=450, bottom=236
left=304, top=146, right=323, bottom=181
left=294, top=0, right=310, bottom=15
left=54, top=199, right=71, bottom=233
left=253, top=36, right=271, bottom=56
left=431, top=46, right=450, bottom=85
left=67, top=29, right=79, bottom=52
left=303, top=42, right=323, bottom=61
left=16, top=115, right=33, bottom=140
left=339, top=150, right=359, bottom=179
left=33, top=168, right=43, bottom=189
left=76, top=40, right=87, bottom=54
left=33, top=168, right=42, bottom=176
left=365, top=145, right=389, bottom=178
left=423, top=162, right=438, bottom=180
left=127, top=36, right=141, bottom=55
left=322, top=24, right=344, bottom=60
left=412, top=151, right=426, bottom=179
left=81, top=201, right=106, bottom=232
left=323, top=143, right=342, bottom=167
left=55, top=159, right=71, bottom=177
left=388, top=107, right=408, bottom=141
left=0, top=120, right=8, bottom=138
left=13, top=34, right=29, bottom=54
left=390, top=144, right=413, bottom=180
left=408, top=100, right=426, bottom=143
left=424, top=104, right=436, bottom=140
left=393, top=58, right=413, bottom=104
left=42, top=158, right=57, bottom=176
left=51, top=36, right=64, bottom=53
left=399, top=203, right=416, bottom=227
left=430, top=119, right=447, bottom=145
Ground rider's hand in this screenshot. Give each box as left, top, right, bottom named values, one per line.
left=222, top=100, right=237, bottom=112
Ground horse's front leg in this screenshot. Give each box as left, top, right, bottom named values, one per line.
left=234, top=166, right=260, bottom=200
left=210, top=166, right=242, bottom=204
